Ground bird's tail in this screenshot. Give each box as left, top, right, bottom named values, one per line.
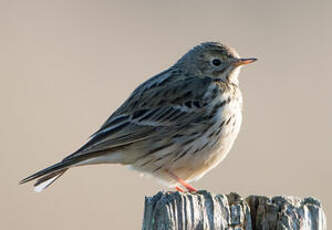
left=20, top=151, right=122, bottom=192
left=19, top=160, right=73, bottom=192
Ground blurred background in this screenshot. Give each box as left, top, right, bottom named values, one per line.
left=1, top=0, right=331, bottom=229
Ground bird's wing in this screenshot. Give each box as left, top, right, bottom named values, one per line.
left=64, top=72, right=215, bottom=161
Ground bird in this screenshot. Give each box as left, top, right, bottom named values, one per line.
left=20, top=42, right=257, bottom=192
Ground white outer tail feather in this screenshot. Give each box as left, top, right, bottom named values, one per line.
left=33, top=173, right=63, bottom=192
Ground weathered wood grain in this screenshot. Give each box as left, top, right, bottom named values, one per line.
left=142, top=191, right=326, bottom=230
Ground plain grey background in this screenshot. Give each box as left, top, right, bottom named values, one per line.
left=1, top=0, right=331, bottom=229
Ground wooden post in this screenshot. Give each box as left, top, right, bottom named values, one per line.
left=142, top=191, right=326, bottom=230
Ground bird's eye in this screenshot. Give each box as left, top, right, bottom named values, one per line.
left=212, top=59, right=221, bottom=66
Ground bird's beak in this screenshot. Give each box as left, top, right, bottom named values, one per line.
left=233, top=58, right=257, bottom=66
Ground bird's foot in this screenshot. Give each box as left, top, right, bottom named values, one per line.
left=166, top=169, right=198, bottom=193
left=175, top=186, right=184, bottom=192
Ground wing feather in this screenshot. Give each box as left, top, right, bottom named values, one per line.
left=65, top=73, right=216, bottom=161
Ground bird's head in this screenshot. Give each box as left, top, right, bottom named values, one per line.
left=176, top=42, right=257, bottom=85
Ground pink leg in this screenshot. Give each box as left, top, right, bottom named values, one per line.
left=175, top=186, right=184, bottom=192
left=166, top=170, right=198, bottom=193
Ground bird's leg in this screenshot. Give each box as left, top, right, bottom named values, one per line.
left=166, top=170, right=197, bottom=193
left=175, top=186, right=184, bottom=192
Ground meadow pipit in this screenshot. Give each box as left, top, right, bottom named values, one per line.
left=20, top=42, right=257, bottom=192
